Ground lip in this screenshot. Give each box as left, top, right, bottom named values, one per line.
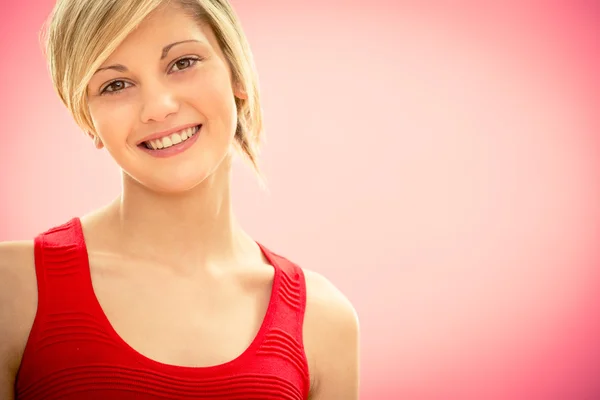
left=136, top=122, right=201, bottom=146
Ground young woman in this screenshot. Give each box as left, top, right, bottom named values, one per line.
left=0, top=0, right=359, bottom=399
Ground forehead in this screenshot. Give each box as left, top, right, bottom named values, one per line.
left=107, top=2, right=212, bottom=60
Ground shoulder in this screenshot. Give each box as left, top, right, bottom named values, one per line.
left=300, top=268, right=360, bottom=399
left=0, top=240, right=37, bottom=288
left=273, top=254, right=358, bottom=330
left=268, top=251, right=357, bottom=325
left=0, top=240, right=37, bottom=307
left=0, top=241, right=38, bottom=389
left=302, top=268, right=359, bottom=329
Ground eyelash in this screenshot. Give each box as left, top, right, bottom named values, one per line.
left=99, top=56, right=202, bottom=96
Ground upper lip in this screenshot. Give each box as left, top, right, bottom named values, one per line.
left=136, top=123, right=201, bottom=145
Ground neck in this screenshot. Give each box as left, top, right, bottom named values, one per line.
left=101, top=154, right=259, bottom=271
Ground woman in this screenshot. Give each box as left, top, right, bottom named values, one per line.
left=0, top=0, right=359, bottom=399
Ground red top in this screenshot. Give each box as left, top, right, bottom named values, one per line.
left=15, top=218, right=310, bottom=399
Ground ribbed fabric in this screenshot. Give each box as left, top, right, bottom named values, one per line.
left=15, top=218, right=310, bottom=399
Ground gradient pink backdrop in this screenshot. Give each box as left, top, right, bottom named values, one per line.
left=1, top=1, right=600, bottom=398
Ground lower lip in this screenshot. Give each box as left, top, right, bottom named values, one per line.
left=138, top=125, right=201, bottom=158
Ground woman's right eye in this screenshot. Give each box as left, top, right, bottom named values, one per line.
left=101, top=80, right=132, bottom=95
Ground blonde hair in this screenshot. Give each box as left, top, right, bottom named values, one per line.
left=42, top=0, right=265, bottom=183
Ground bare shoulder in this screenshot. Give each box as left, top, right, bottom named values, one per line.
left=301, top=268, right=360, bottom=400
left=302, top=268, right=359, bottom=328
left=0, top=240, right=38, bottom=399
left=0, top=240, right=37, bottom=324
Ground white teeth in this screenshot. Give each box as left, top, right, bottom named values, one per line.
left=162, top=136, right=173, bottom=147
left=144, top=125, right=200, bottom=150
left=171, top=133, right=182, bottom=145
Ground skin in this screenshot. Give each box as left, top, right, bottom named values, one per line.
left=0, top=2, right=359, bottom=399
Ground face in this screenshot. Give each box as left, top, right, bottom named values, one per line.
left=87, top=2, right=243, bottom=193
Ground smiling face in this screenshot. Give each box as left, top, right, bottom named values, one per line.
left=87, top=2, right=244, bottom=193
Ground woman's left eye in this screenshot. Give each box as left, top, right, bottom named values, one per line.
left=169, top=57, right=200, bottom=73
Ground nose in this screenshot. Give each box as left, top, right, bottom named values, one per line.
left=139, top=81, right=179, bottom=124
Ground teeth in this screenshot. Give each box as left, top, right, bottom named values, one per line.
left=162, top=136, right=173, bottom=147
left=144, top=125, right=200, bottom=151
left=171, top=133, right=183, bottom=145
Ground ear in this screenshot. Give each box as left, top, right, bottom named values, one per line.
left=93, top=135, right=104, bottom=149
left=87, top=131, right=104, bottom=149
left=233, top=81, right=248, bottom=100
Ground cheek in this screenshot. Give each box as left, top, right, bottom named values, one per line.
left=187, top=69, right=238, bottom=130
left=89, top=100, right=137, bottom=147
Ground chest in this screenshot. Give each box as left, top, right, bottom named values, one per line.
left=89, top=259, right=274, bottom=368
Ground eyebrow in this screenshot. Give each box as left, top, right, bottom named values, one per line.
left=93, top=39, right=201, bottom=75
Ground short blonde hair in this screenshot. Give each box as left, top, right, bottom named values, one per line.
left=42, top=0, right=265, bottom=181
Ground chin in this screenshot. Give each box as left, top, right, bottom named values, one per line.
left=121, top=145, right=231, bottom=194
left=148, top=172, right=215, bottom=194
left=121, top=165, right=214, bottom=194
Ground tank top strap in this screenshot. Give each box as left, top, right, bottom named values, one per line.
left=32, top=217, right=97, bottom=327
left=17, top=218, right=100, bottom=388
left=256, top=244, right=310, bottom=393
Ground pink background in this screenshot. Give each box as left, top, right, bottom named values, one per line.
left=1, top=1, right=600, bottom=398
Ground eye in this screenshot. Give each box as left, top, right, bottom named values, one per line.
left=100, top=80, right=132, bottom=95
left=169, top=57, right=200, bottom=73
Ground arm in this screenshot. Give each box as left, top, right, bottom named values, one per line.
left=303, top=270, right=360, bottom=400
left=0, top=241, right=37, bottom=400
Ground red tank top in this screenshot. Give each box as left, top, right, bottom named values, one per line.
left=15, top=218, right=310, bottom=399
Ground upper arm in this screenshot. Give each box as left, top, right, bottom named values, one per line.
left=303, top=270, right=360, bottom=400
left=0, top=241, right=37, bottom=400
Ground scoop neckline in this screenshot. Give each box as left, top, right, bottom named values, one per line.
left=71, top=217, right=282, bottom=375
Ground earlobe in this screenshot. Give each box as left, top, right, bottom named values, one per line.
left=87, top=132, right=104, bottom=149
left=94, top=135, right=104, bottom=149
left=234, top=82, right=248, bottom=100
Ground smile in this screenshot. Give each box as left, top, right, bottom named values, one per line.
left=141, top=125, right=201, bottom=150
